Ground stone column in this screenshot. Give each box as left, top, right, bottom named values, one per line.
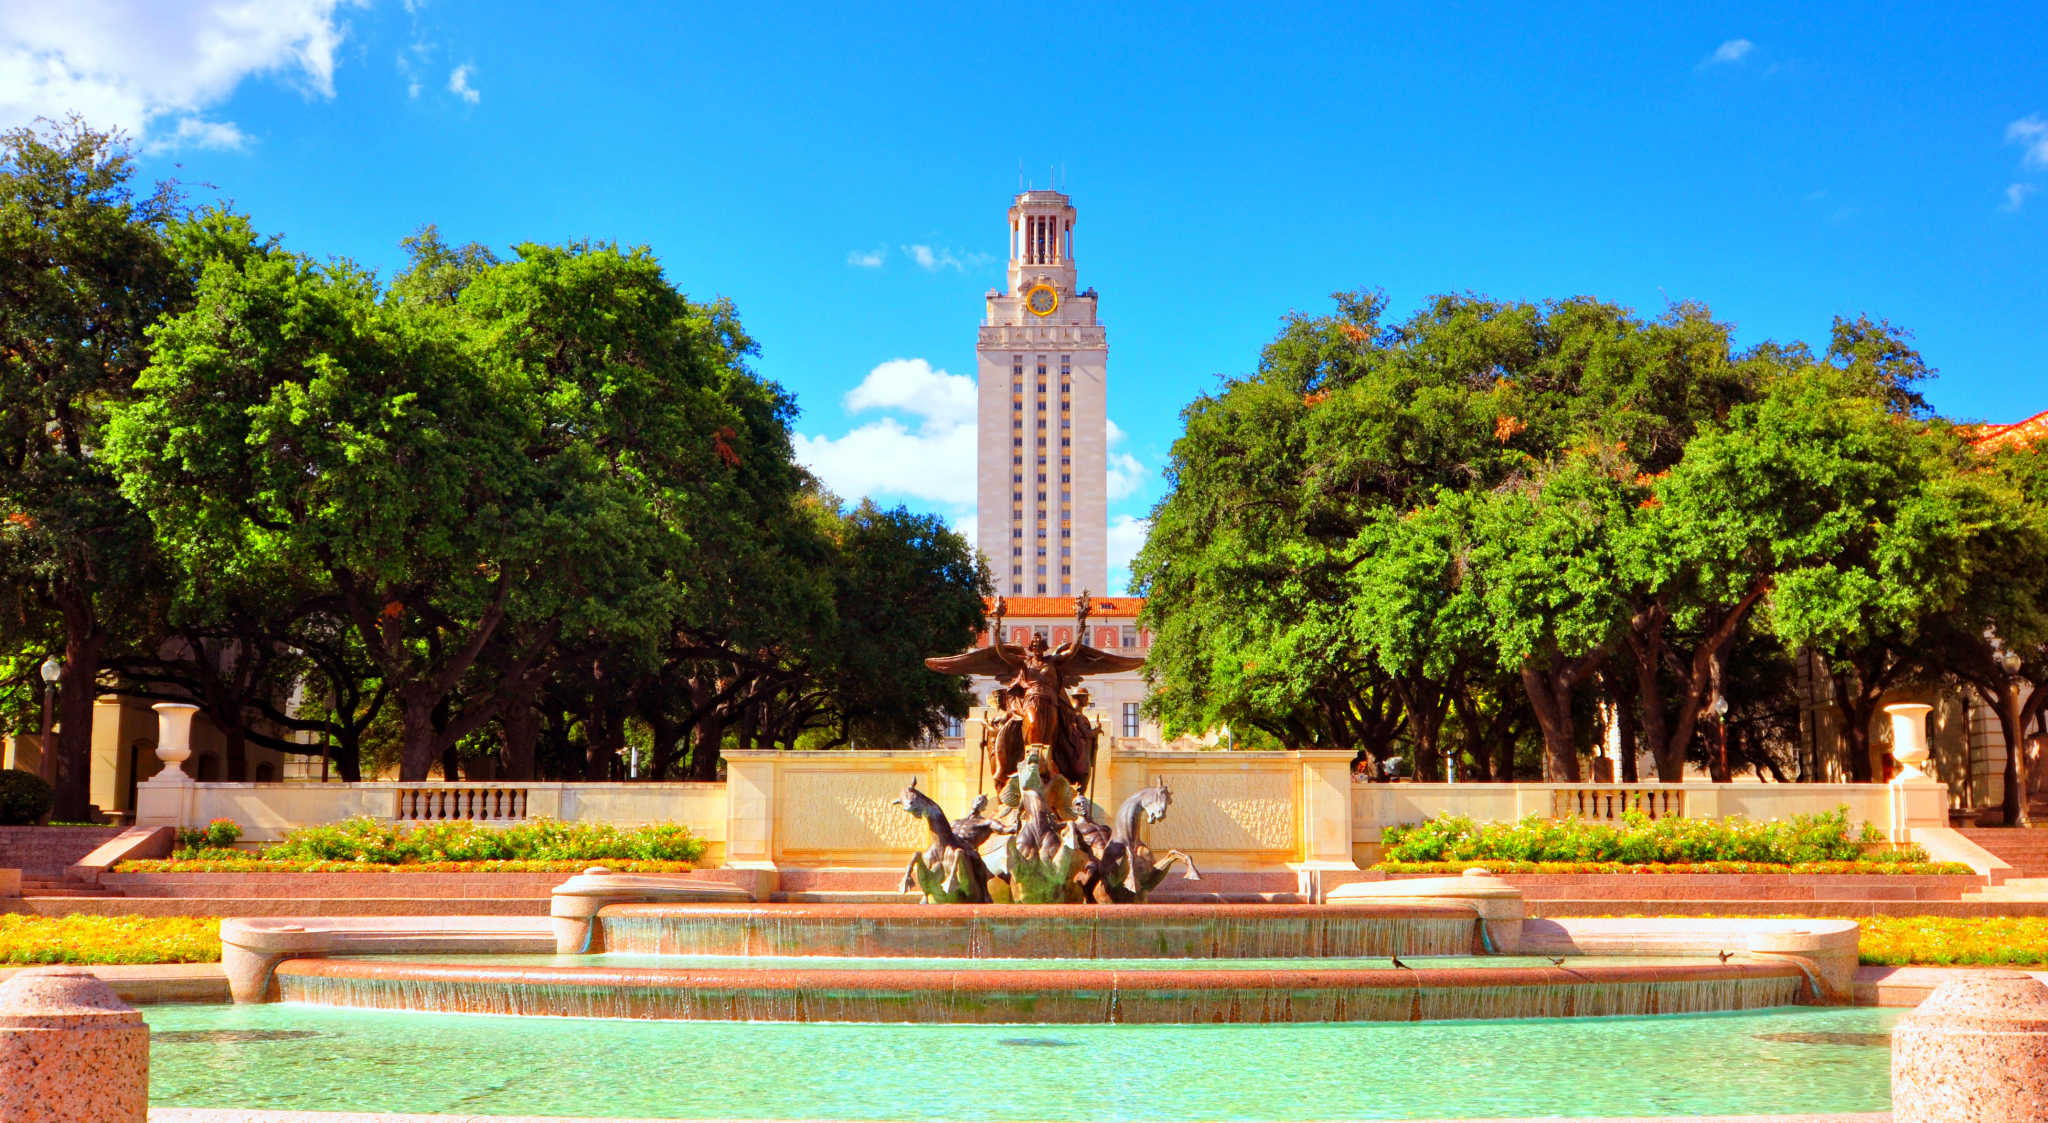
left=1893, top=970, right=2048, bottom=1121
left=0, top=967, right=148, bottom=1122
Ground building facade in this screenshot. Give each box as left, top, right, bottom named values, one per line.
left=976, top=189, right=1108, bottom=599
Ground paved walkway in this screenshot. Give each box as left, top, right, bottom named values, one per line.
left=0, top=961, right=226, bottom=1003
left=147, top=1113, right=1896, bottom=1123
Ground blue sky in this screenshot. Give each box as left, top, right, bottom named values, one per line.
left=5, top=2, right=2045, bottom=594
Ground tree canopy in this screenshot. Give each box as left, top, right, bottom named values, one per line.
left=1136, top=288, right=2048, bottom=787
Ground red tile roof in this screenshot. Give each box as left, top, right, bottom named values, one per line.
left=1971, top=409, right=2048, bottom=452
left=985, top=596, right=1144, bottom=618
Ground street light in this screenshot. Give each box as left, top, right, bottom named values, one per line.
left=2001, top=651, right=2024, bottom=675
left=1711, top=695, right=1730, bottom=782
left=37, top=656, right=60, bottom=786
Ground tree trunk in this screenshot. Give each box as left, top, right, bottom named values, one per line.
left=330, top=737, right=363, bottom=783
left=1825, top=655, right=1895, bottom=785
left=439, top=744, right=460, bottom=781
left=689, top=712, right=724, bottom=782
left=396, top=688, right=440, bottom=782
left=1706, top=645, right=1731, bottom=783
left=1521, top=662, right=1582, bottom=781
left=52, top=620, right=106, bottom=822
left=500, top=701, right=540, bottom=781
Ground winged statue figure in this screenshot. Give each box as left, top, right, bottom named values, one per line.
left=924, top=591, right=1143, bottom=792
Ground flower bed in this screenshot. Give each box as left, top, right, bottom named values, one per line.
left=1859, top=916, right=2048, bottom=967
left=0, top=915, right=221, bottom=965
left=110, top=858, right=700, bottom=874
left=1376, top=860, right=1975, bottom=875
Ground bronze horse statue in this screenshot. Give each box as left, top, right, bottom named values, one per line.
left=892, top=779, right=994, bottom=904
left=1081, top=784, right=1201, bottom=904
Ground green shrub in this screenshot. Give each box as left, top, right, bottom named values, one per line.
left=1379, top=806, right=1920, bottom=865
left=260, top=816, right=705, bottom=865
left=175, top=819, right=242, bottom=854
left=0, top=769, right=53, bottom=825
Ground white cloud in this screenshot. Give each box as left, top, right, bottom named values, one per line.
left=143, top=115, right=246, bottom=153
left=1107, top=514, right=1151, bottom=595
left=793, top=359, right=978, bottom=507
left=2008, top=115, right=2048, bottom=169
left=0, top=1, right=355, bottom=150
left=904, top=244, right=958, bottom=271
left=902, top=244, right=995, bottom=272
left=1105, top=418, right=1147, bottom=501
left=843, top=358, right=976, bottom=425
left=1702, top=39, right=1754, bottom=67
left=447, top=63, right=478, bottom=104
left=2003, top=183, right=2037, bottom=212
left=846, top=247, right=886, bottom=268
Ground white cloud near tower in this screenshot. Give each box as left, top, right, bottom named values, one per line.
left=793, top=357, right=1152, bottom=592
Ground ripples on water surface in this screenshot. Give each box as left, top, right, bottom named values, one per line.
left=145, top=1001, right=1897, bottom=1119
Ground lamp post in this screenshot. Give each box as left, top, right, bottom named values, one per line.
left=1711, top=695, right=1730, bottom=782
left=37, top=656, right=60, bottom=787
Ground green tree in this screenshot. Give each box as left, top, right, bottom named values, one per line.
left=109, top=232, right=782, bottom=781
left=0, top=119, right=190, bottom=817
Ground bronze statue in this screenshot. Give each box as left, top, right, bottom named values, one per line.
left=925, top=592, right=1142, bottom=791
left=892, top=778, right=993, bottom=904
left=1088, top=785, right=1201, bottom=904
left=1001, top=752, right=1088, bottom=904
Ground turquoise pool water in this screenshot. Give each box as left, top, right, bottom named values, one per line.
left=342, top=952, right=1753, bottom=972
left=144, top=1002, right=1897, bottom=1120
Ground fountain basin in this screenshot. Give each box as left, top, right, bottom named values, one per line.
left=587, top=901, right=1487, bottom=959
left=271, top=954, right=1811, bottom=1023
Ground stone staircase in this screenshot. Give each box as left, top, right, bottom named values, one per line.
left=0, top=826, right=127, bottom=901
left=17, top=874, right=123, bottom=898
left=1955, top=828, right=2048, bottom=903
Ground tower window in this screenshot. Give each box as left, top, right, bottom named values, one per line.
left=1037, top=473, right=1047, bottom=483
left=1013, top=419, right=1022, bottom=429
left=1013, top=438, right=1023, bottom=448
left=1012, top=565, right=1022, bottom=576
left=1061, top=528, right=1071, bottom=539
left=1060, top=437, right=1070, bottom=447
left=1012, top=583, right=1022, bottom=594
left=1061, top=474, right=1070, bottom=484
left=1060, top=565, right=1071, bottom=575
left=1012, top=529, right=1022, bottom=539
left=1037, top=583, right=1047, bottom=594
left=1012, top=547, right=1023, bottom=557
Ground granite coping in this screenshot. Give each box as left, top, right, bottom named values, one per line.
left=274, top=955, right=1809, bottom=994
left=145, top=1111, right=1896, bottom=1122
left=0, top=962, right=227, bottom=1004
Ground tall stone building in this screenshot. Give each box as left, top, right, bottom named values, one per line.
left=975, top=189, right=1107, bottom=598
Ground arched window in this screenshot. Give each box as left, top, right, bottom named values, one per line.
left=195, top=754, right=221, bottom=782
left=254, top=762, right=276, bottom=783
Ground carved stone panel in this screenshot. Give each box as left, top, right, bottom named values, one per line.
left=1143, top=769, right=1298, bottom=854
left=778, top=769, right=931, bottom=854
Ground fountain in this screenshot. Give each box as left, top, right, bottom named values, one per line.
left=151, top=601, right=1897, bottom=1117
left=217, top=763, right=1852, bottom=1024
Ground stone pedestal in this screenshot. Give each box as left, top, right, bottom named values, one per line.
left=0, top=966, right=148, bottom=1122
left=1893, top=969, right=2048, bottom=1122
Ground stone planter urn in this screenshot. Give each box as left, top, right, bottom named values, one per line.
left=1885, top=702, right=1934, bottom=780
left=151, top=702, right=199, bottom=781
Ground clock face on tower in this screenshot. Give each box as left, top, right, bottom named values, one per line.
left=1025, top=283, right=1059, bottom=317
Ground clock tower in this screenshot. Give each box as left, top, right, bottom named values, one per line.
left=976, top=189, right=1108, bottom=598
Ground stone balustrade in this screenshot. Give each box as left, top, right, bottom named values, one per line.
left=132, top=740, right=1951, bottom=879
